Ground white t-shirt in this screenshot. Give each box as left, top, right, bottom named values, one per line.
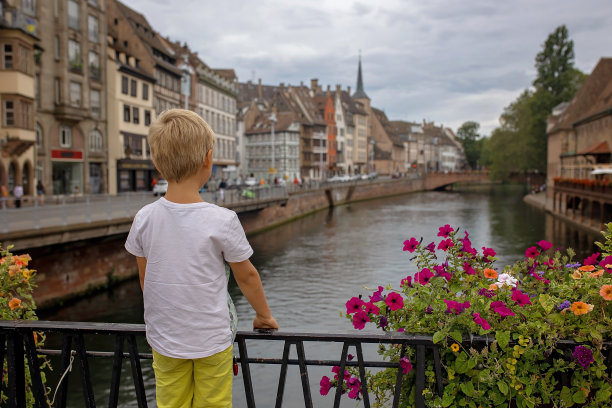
left=125, top=197, right=253, bottom=359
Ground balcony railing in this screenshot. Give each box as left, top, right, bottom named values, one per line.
left=2, top=320, right=610, bottom=408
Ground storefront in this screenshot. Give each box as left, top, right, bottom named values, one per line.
left=117, top=159, right=156, bottom=193
left=51, top=149, right=83, bottom=195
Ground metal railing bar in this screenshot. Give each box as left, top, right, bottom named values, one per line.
left=57, top=335, right=73, bottom=408
left=295, top=341, right=313, bottom=408
left=333, top=342, right=350, bottom=408
left=355, top=342, right=371, bottom=408
left=415, top=345, right=425, bottom=408
left=237, top=336, right=256, bottom=408
left=108, top=335, right=124, bottom=408
left=432, top=346, right=444, bottom=397
left=392, top=344, right=406, bottom=408
left=127, top=335, right=148, bottom=408
left=75, top=334, right=96, bottom=407
left=23, top=331, right=47, bottom=408
left=37, top=349, right=153, bottom=359
left=7, top=333, right=26, bottom=408
left=274, top=341, right=291, bottom=408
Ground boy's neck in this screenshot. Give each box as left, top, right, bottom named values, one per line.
left=164, top=178, right=204, bottom=204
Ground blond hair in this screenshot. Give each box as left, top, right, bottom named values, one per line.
left=148, top=109, right=215, bottom=182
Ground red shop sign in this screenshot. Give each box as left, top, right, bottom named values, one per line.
left=51, top=149, right=83, bottom=160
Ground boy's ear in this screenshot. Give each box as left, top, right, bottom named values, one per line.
left=204, top=149, right=213, bottom=167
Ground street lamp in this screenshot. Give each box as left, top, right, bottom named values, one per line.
left=269, top=112, right=277, bottom=180
left=179, top=54, right=193, bottom=110
left=369, top=139, right=375, bottom=174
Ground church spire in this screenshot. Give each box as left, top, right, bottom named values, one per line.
left=352, top=53, right=369, bottom=100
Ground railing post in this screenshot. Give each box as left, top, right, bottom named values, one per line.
left=275, top=341, right=291, bottom=408
left=74, top=334, right=96, bottom=407
left=6, top=332, right=26, bottom=408
left=127, top=335, right=148, bottom=408
left=333, top=342, right=349, bottom=408
left=56, top=334, right=73, bottom=408
left=108, top=335, right=124, bottom=408
left=237, top=336, right=256, bottom=408
left=392, top=344, right=407, bottom=408
left=23, top=330, right=47, bottom=407
left=415, top=345, right=426, bottom=408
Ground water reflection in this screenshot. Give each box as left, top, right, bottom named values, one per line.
left=39, top=185, right=601, bottom=407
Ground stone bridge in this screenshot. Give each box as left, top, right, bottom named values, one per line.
left=423, top=171, right=490, bottom=191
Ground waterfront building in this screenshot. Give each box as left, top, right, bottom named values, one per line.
left=33, top=0, right=108, bottom=195
left=0, top=1, right=38, bottom=196
left=369, top=108, right=407, bottom=175
left=333, top=84, right=347, bottom=175
left=351, top=56, right=369, bottom=174
left=314, top=87, right=337, bottom=176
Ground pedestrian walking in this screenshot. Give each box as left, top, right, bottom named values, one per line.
left=36, top=180, right=46, bottom=205
left=219, top=179, right=227, bottom=203
left=13, top=184, right=23, bottom=208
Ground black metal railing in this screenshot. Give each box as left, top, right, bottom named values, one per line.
left=2, top=320, right=610, bottom=408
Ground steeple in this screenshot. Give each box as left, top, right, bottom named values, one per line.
left=352, top=53, right=369, bottom=100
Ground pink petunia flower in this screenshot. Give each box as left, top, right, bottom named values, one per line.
left=400, top=276, right=413, bottom=288
left=332, top=366, right=351, bottom=380
left=364, top=302, right=380, bottom=315
left=352, top=310, right=370, bottom=330
left=415, top=268, right=434, bottom=285
left=425, top=241, right=436, bottom=253
left=399, top=357, right=413, bottom=374
left=482, top=247, right=496, bottom=259
left=511, top=289, right=532, bottom=307
left=385, top=292, right=404, bottom=311
left=346, top=297, right=365, bottom=314
left=437, top=224, right=454, bottom=238
left=444, top=299, right=470, bottom=315
left=599, top=255, right=612, bottom=273
left=473, top=313, right=491, bottom=330
left=537, top=240, right=553, bottom=251
left=525, top=246, right=540, bottom=258
left=584, top=252, right=600, bottom=266
left=369, top=286, right=384, bottom=302
left=348, top=386, right=360, bottom=399
left=403, top=237, right=419, bottom=252
left=438, top=239, right=454, bottom=251
left=434, top=265, right=452, bottom=281
left=462, top=262, right=476, bottom=275
left=490, top=301, right=515, bottom=317
left=320, top=376, right=332, bottom=396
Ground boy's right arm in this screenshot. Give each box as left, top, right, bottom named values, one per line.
left=136, top=256, right=147, bottom=291
left=229, top=259, right=279, bottom=330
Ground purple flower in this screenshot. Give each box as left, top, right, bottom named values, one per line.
left=319, top=376, right=332, bottom=395
left=584, top=252, right=600, bottom=266
left=378, top=315, right=388, bottom=328
left=437, top=224, right=454, bottom=238
left=369, top=286, right=384, bottom=302
left=364, top=302, right=380, bottom=315
left=444, top=299, right=470, bottom=315
left=415, top=268, right=434, bottom=285
left=511, top=289, right=532, bottom=307
left=525, top=246, right=540, bottom=259
left=425, top=241, right=436, bottom=253
left=425, top=305, right=433, bottom=314
left=348, top=386, right=361, bottom=399
left=572, top=346, right=594, bottom=369
left=403, top=237, right=419, bottom=253
left=347, top=354, right=354, bottom=361
left=346, top=297, right=365, bottom=314
left=556, top=300, right=571, bottom=310
left=463, top=262, right=476, bottom=275
left=385, top=292, right=404, bottom=311
left=399, top=357, right=413, bottom=374
left=478, top=288, right=496, bottom=298
left=438, top=239, right=454, bottom=251
left=347, top=376, right=361, bottom=389
left=473, top=313, right=491, bottom=331
left=565, top=263, right=581, bottom=268
left=400, top=276, right=413, bottom=288
left=490, top=301, right=515, bottom=317
left=352, top=310, right=370, bottom=330
left=537, top=240, right=552, bottom=251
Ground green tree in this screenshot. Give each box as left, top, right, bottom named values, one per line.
left=456, top=121, right=481, bottom=169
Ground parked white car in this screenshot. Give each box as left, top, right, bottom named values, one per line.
left=153, top=179, right=168, bottom=196
left=245, top=177, right=257, bottom=187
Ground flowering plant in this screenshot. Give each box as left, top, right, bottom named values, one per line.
left=0, top=246, right=51, bottom=405
left=322, top=224, right=612, bottom=407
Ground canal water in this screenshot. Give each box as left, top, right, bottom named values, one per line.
left=39, top=185, right=600, bottom=407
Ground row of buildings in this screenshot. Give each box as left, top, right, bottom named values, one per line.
left=0, top=0, right=465, bottom=197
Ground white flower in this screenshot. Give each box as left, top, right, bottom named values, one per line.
left=496, top=273, right=518, bottom=288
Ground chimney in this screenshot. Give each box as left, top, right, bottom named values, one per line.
left=300, top=81, right=304, bottom=87
left=257, top=78, right=262, bottom=99
left=336, top=84, right=341, bottom=94
left=279, top=82, right=285, bottom=89
left=347, top=86, right=351, bottom=95
left=311, top=78, right=318, bottom=91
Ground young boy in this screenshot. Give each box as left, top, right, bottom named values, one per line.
left=125, top=109, right=278, bottom=407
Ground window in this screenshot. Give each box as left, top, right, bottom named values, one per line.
left=68, top=39, right=81, bottom=70
left=36, top=123, right=43, bottom=148
left=130, top=79, right=137, bottom=97
left=3, top=44, right=13, bottom=69
left=90, top=89, right=100, bottom=117
left=54, top=78, right=61, bottom=105
left=123, top=104, right=130, bottom=122
left=89, top=129, right=102, bottom=152
left=54, top=36, right=60, bottom=61
left=87, top=15, right=98, bottom=43
left=144, top=110, right=151, bottom=126
left=88, top=0, right=98, bottom=6
left=88, top=51, right=100, bottom=79
left=142, top=83, right=149, bottom=100
left=3, top=100, right=14, bottom=126
left=19, top=100, right=32, bottom=129
left=60, top=126, right=72, bottom=147
left=121, top=76, right=128, bottom=94
left=69, top=82, right=81, bottom=107
left=132, top=106, right=139, bottom=124
left=68, top=0, right=79, bottom=30
left=22, top=0, right=36, bottom=16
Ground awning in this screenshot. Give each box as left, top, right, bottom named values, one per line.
left=591, top=168, right=612, bottom=175
left=578, top=141, right=611, bottom=156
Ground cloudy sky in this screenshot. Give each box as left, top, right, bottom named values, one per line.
left=127, top=0, right=612, bottom=135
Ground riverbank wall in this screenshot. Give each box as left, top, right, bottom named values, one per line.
left=30, top=177, right=425, bottom=308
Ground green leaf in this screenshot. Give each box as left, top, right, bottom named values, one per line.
left=450, top=330, right=463, bottom=343
left=496, top=330, right=511, bottom=350
left=560, top=386, right=574, bottom=406
left=460, top=381, right=475, bottom=397
left=455, top=352, right=469, bottom=374
left=433, top=330, right=445, bottom=344
left=572, top=390, right=586, bottom=404
left=478, top=369, right=491, bottom=383
left=497, top=380, right=509, bottom=395
left=538, top=294, right=553, bottom=313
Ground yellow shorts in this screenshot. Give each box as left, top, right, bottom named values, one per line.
left=152, top=345, right=233, bottom=408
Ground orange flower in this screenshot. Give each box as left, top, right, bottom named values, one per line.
left=488, top=284, right=499, bottom=291
left=578, top=265, right=595, bottom=272
left=587, top=270, right=604, bottom=278
left=600, top=285, right=612, bottom=301
left=483, top=268, right=498, bottom=279
left=8, top=297, right=21, bottom=310
left=8, top=265, right=20, bottom=277
left=571, top=270, right=583, bottom=280
left=570, top=301, right=594, bottom=315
